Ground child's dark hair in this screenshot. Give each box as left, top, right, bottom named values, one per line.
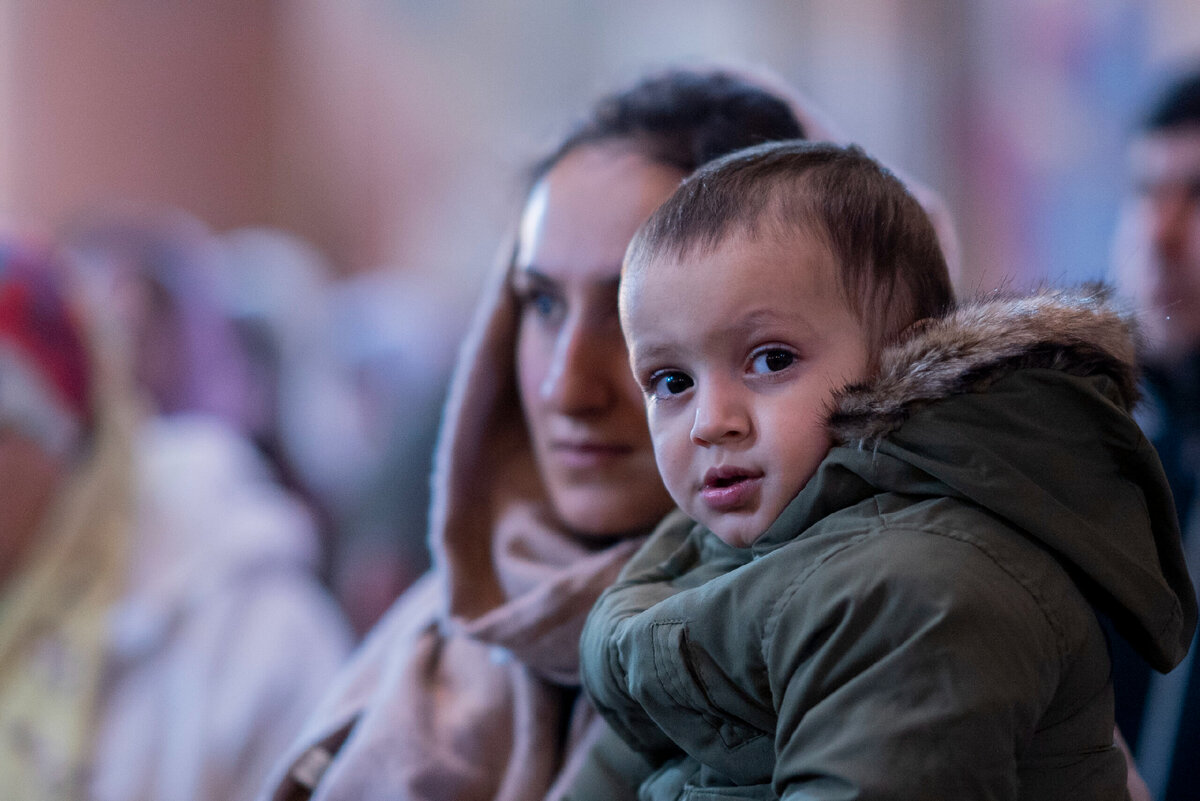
left=528, top=68, right=807, bottom=185
left=626, top=140, right=953, bottom=354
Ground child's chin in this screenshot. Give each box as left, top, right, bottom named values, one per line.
left=708, top=520, right=764, bottom=549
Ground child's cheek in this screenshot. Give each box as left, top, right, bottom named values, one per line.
left=650, top=422, right=690, bottom=508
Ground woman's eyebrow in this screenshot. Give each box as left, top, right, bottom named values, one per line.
left=511, top=266, right=555, bottom=289
left=513, top=265, right=623, bottom=292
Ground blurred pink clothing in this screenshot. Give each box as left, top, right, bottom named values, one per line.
left=89, top=415, right=351, bottom=801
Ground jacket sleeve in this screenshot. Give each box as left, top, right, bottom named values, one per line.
left=553, top=718, right=656, bottom=801
left=766, top=528, right=1066, bottom=801
left=579, top=511, right=698, bottom=763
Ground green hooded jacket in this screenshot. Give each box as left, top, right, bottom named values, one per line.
left=578, top=288, right=1197, bottom=801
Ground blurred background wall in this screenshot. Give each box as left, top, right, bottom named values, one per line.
left=2, top=0, right=1199, bottom=296
left=2, top=0, right=1200, bottom=294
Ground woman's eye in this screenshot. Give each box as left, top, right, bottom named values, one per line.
left=650, top=371, right=694, bottom=400
left=519, top=289, right=560, bottom=320
left=751, top=349, right=796, bottom=374
left=532, top=292, right=556, bottom=316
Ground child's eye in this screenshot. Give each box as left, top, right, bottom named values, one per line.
left=649, top=371, right=694, bottom=399
left=750, top=348, right=796, bottom=374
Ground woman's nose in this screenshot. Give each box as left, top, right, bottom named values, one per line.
left=690, top=383, right=749, bottom=446
left=540, top=316, right=615, bottom=414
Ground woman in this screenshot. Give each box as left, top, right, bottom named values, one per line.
left=0, top=239, right=349, bottom=801
left=264, top=67, right=820, bottom=801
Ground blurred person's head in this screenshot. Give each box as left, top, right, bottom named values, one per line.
left=213, top=228, right=325, bottom=448
left=214, top=227, right=380, bottom=510
left=0, top=243, right=93, bottom=585
left=61, top=206, right=255, bottom=429
left=509, top=67, right=807, bottom=539
left=1113, top=67, right=1200, bottom=361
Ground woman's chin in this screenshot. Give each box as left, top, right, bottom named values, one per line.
left=553, top=485, right=674, bottom=542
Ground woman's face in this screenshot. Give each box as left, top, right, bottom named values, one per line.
left=514, top=144, right=683, bottom=538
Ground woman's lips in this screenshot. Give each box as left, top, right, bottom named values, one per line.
left=700, top=466, right=763, bottom=512
left=551, top=441, right=634, bottom=469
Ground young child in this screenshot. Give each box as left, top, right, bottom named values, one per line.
left=577, top=141, right=1197, bottom=800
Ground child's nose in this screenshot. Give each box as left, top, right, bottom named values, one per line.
left=690, top=383, right=749, bottom=445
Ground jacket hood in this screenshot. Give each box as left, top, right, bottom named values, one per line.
left=813, top=286, right=1194, bottom=672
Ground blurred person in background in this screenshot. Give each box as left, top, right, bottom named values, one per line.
left=1111, top=65, right=1200, bottom=801
left=212, top=227, right=356, bottom=548
left=322, top=268, right=461, bottom=635
left=62, top=207, right=258, bottom=437
left=214, top=226, right=463, bottom=634
left=62, top=207, right=343, bottom=571
left=213, top=227, right=396, bottom=626
left=262, top=67, right=818, bottom=801
left=0, top=238, right=350, bottom=801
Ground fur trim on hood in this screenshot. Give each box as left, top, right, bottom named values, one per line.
left=831, top=285, right=1142, bottom=448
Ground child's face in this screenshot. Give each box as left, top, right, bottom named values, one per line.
left=622, top=230, right=873, bottom=547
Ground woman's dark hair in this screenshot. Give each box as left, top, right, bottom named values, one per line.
left=1142, top=67, right=1200, bottom=133
left=529, top=68, right=807, bottom=185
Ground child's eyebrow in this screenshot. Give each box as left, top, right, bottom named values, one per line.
left=630, top=340, right=679, bottom=365
left=730, top=307, right=816, bottom=336
left=735, top=308, right=790, bottom=326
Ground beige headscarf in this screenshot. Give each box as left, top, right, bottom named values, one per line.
left=429, top=246, right=650, bottom=684
left=268, top=235, right=647, bottom=801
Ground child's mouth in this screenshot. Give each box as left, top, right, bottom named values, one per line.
left=700, top=467, right=763, bottom=512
